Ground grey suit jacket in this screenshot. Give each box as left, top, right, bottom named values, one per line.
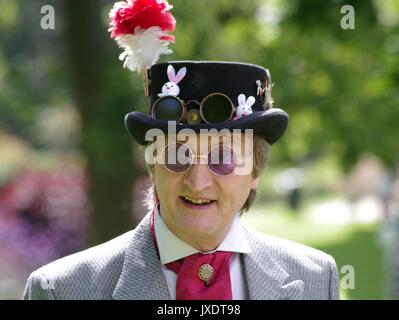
left=23, top=213, right=340, bottom=300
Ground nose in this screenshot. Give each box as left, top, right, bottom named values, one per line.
left=183, top=164, right=214, bottom=192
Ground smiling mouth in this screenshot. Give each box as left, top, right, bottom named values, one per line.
left=179, top=196, right=216, bottom=206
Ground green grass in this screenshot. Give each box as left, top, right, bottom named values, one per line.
left=242, top=201, right=385, bottom=299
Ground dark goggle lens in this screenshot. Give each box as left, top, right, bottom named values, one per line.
left=152, top=97, right=183, bottom=121
left=201, top=94, right=233, bottom=123
left=163, top=143, right=192, bottom=172
left=207, top=145, right=237, bottom=175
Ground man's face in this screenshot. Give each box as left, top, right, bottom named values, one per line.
left=151, top=133, right=259, bottom=250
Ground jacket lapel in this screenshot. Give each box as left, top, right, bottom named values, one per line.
left=112, top=214, right=171, bottom=300
left=243, top=230, right=304, bottom=300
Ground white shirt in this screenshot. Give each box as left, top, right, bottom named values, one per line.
left=154, top=206, right=252, bottom=300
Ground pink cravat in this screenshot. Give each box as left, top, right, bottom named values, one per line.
left=150, top=204, right=234, bottom=300
left=166, top=251, right=233, bottom=300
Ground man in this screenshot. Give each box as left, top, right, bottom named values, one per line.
left=24, top=61, right=339, bottom=300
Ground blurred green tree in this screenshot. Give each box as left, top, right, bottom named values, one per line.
left=62, top=0, right=143, bottom=245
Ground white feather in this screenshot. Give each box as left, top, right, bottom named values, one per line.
left=115, top=26, right=173, bottom=73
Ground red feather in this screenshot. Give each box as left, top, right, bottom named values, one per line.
left=109, top=0, right=176, bottom=39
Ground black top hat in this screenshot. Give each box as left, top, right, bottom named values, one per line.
left=125, top=61, right=288, bottom=145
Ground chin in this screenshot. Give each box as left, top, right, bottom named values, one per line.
left=182, top=218, right=217, bottom=236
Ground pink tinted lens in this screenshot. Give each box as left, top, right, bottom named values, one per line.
left=207, top=145, right=237, bottom=175
left=163, top=143, right=192, bottom=173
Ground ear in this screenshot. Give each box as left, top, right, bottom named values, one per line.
left=238, top=94, right=246, bottom=106
left=174, top=67, right=187, bottom=84
left=251, top=177, right=259, bottom=190
left=167, top=65, right=176, bottom=82
left=246, top=96, right=256, bottom=108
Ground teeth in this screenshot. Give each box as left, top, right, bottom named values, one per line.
left=183, top=196, right=212, bottom=204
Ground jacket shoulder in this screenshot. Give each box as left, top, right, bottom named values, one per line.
left=24, top=230, right=133, bottom=300
left=245, top=227, right=339, bottom=299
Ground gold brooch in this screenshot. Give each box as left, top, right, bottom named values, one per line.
left=198, top=263, right=214, bottom=286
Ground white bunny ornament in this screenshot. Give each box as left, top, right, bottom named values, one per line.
left=235, top=94, right=255, bottom=119
left=158, top=65, right=187, bottom=97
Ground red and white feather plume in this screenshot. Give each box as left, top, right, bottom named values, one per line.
left=109, top=0, right=176, bottom=73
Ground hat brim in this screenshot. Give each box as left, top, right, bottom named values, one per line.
left=125, top=108, right=288, bottom=145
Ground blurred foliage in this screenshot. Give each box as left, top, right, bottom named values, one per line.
left=0, top=164, right=88, bottom=269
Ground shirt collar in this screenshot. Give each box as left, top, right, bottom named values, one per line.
left=154, top=205, right=252, bottom=264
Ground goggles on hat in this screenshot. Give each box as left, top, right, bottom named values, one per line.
left=158, top=142, right=243, bottom=176
left=151, top=93, right=235, bottom=124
